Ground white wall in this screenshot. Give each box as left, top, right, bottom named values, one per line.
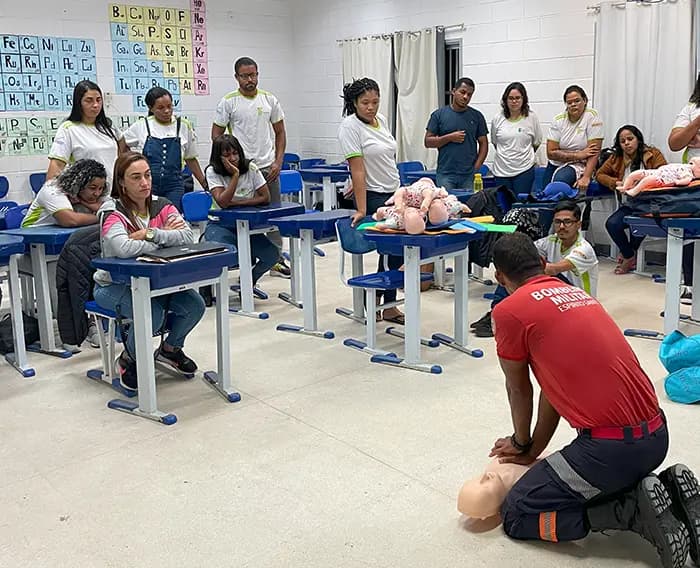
left=0, top=0, right=298, bottom=203
left=288, top=0, right=596, bottom=165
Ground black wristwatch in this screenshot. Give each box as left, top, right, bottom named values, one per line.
left=511, top=434, right=533, bottom=454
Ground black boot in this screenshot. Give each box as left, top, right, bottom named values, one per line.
left=659, top=464, right=700, bottom=566
left=587, top=475, right=689, bottom=568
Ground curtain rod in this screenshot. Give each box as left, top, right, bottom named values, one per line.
left=588, top=0, right=677, bottom=13
left=336, top=23, right=464, bottom=44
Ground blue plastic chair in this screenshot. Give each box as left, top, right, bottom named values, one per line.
left=0, top=200, right=18, bottom=230
left=181, top=191, right=212, bottom=224
left=4, top=204, right=29, bottom=229
left=279, top=170, right=303, bottom=200
left=531, top=166, right=547, bottom=195
left=335, top=217, right=431, bottom=357
left=397, top=161, right=425, bottom=185
left=29, top=173, right=46, bottom=194
left=282, top=153, right=301, bottom=170
left=0, top=176, right=8, bottom=199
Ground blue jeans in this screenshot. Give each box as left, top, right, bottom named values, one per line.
left=93, top=283, right=205, bottom=356
left=436, top=170, right=474, bottom=190
left=605, top=205, right=644, bottom=259
left=203, top=222, right=278, bottom=286
left=495, top=166, right=536, bottom=197
left=543, top=162, right=578, bottom=187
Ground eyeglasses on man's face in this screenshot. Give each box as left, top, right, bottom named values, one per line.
left=237, top=72, right=258, bottom=80
left=553, top=218, right=578, bottom=227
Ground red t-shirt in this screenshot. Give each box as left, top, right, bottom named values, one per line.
left=493, top=275, right=659, bottom=429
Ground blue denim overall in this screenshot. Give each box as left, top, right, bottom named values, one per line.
left=143, top=116, right=184, bottom=210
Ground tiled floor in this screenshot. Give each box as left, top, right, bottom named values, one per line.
left=1, top=245, right=697, bottom=567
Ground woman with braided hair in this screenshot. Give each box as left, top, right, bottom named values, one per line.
left=22, top=159, right=108, bottom=227
left=338, top=77, right=405, bottom=324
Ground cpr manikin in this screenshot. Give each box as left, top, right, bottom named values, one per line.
left=373, top=177, right=469, bottom=234
left=457, top=460, right=533, bottom=521
left=622, top=157, right=700, bottom=196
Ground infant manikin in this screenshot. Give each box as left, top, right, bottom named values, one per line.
left=622, top=157, right=700, bottom=196
left=373, top=177, right=470, bottom=234
left=457, top=460, right=533, bottom=521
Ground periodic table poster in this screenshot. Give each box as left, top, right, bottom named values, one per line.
left=109, top=0, right=209, bottom=111
left=0, top=34, right=98, bottom=112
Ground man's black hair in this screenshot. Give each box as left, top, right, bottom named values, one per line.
left=553, top=199, right=581, bottom=220
left=492, top=232, right=544, bottom=284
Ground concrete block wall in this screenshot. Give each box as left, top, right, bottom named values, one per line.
left=0, top=0, right=297, bottom=203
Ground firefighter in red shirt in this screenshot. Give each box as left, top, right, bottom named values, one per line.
left=488, top=232, right=700, bottom=568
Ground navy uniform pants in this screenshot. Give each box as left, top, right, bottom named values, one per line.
left=502, top=420, right=668, bottom=541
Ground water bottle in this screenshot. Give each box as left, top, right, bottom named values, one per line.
left=473, top=173, right=483, bottom=192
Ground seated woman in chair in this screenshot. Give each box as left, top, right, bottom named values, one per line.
left=22, top=159, right=108, bottom=228
left=93, top=151, right=205, bottom=393
left=202, top=134, right=278, bottom=287
left=596, top=125, right=667, bottom=274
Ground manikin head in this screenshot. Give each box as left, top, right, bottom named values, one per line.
left=457, top=471, right=508, bottom=519
left=404, top=208, right=426, bottom=234
left=689, top=157, right=700, bottom=178
left=428, top=199, right=449, bottom=225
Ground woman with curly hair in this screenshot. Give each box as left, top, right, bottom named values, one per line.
left=22, top=158, right=108, bottom=227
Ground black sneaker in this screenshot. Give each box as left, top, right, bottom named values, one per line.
left=660, top=464, right=700, bottom=565
left=155, top=346, right=198, bottom=374
left=635, top=475, right=689, bottom=568
left=117, top=351, right=138, bottom=392
left=472, top=318, right=494, bottom=338
left=681, top=286, right=693, bottom=306
left=470, top=311, right=492, bottom=329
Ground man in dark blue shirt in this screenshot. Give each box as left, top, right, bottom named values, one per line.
left=424, top=77, right=488, bottom=189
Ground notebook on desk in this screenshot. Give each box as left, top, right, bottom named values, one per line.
left=137, top=242, right=228, bottom=263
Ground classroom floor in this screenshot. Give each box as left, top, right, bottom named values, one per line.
left=1, top=243, right=698, bottom=568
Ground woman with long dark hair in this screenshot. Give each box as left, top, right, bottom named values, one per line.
left=202, top=134, right=278, bottom=287
left=47, top=80, right=121, bottom=185
left=120, top=87, right=207, bottom=210
left=597, top=125, right=667, bottom=274
left=490, top=81, right=543, bottom=195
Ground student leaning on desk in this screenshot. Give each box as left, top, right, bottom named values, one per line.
left=93, top=151, right=205, bottom=394
left=22, top=159, right=108, bottom=228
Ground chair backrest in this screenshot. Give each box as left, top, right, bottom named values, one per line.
left=279, top=170, right=303, bottom=194
left=335, top=217, right=376, bottom=255
left=282, top=152, right=301, bottom=170
left=531, top=166, right=547, bottom=195
left=396, top=161, right=425, bottom=185
left=29, top=172, right=46, bottom=194
left=0, top=200, right=18, bottom=230
left=299, top=158, right=326, bottom=169
left=0, top=176, right=8, bottom=199
left=181, top=191, right=212, bottom=223
left=5, top=204, right=29, bottom=229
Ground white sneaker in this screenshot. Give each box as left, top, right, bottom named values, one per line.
left=86, top=323, right=101, bottom=348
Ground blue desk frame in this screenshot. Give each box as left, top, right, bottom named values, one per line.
left=4, top=226, right=82, bottom=358
left=271, top=209, right=354, bottom=339
left=362, top=230, right=485, bottom=372
left=208, top=202, right=304, bottom=319
left=623, top=216, right=700, bottom=340
left=0, top=235, right=35, bottom=377
left=92, top=249, right=241, bottom=425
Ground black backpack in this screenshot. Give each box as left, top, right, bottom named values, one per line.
left=625, top=184, right=700, bottom=218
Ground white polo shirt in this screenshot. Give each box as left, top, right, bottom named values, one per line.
left=672, top=103, right=700, bottom=162
left=547, top=109, right=604, bottom=167
left=213, top=89, right=284, bottom=169
left=490, top=111, right=543, bottom=177
left=338, top=113, right=400, bottom=194
left=49, top=121, right=121, bottom=185
left=535, top=233, right=599, bottom=297
left=22, top=179, right=73, bottom=227
left=206, top=162, right=267, bottom=207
